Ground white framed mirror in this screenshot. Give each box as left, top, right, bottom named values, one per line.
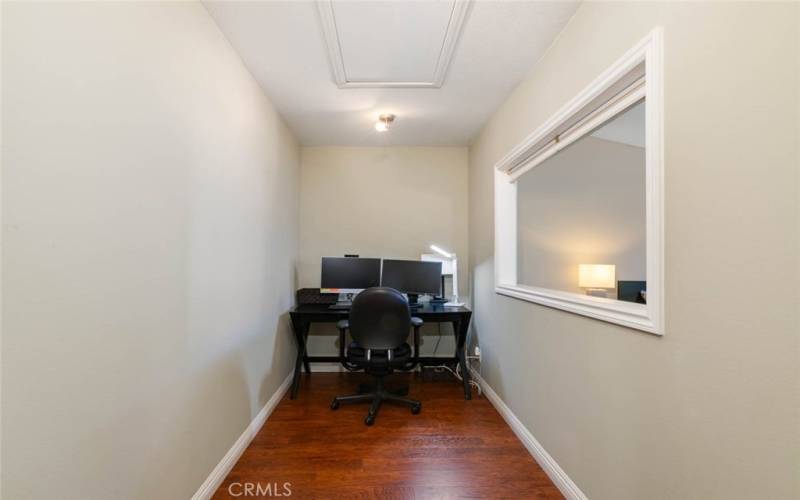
left=494, top=28, right=663, bottom=335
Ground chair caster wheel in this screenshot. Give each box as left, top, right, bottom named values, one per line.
left=330, top=399, right=340, bottom=410
left=411, top=403, right=421, bottom=415
left=364, top=414, right=375, bottom=426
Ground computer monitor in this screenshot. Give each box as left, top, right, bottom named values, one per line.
left=320, top=257, right=381, bottom=294
left=381, top=259, right=442, bottom=304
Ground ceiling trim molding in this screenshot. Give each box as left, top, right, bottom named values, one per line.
left=316, top=0, right=471, bottom=89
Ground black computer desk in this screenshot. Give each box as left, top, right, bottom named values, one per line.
left=289, top=303, right=473, bottom=400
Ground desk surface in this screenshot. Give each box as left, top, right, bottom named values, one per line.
left=291, top=303, right=471, bottom=316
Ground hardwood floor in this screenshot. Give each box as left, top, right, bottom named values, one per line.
left=213, top=371, right=562, bottom=499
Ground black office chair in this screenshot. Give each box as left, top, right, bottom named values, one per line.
left=331, top=287, right=422, bottom=426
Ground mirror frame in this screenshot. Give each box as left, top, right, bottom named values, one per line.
left=493, top=28, right=664, bottom=335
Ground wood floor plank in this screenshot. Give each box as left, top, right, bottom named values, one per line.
left=213, top=372, right=563, bottom=499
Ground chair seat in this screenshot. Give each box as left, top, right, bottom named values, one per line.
left=348, top=341, right=411, bottom=366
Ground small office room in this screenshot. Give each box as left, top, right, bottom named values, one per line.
left=1, top=1, right=798, bottom=500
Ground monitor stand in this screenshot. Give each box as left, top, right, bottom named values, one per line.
left=428, top=275, right=448, bottom=304
left=407, top=293, right=422, bottom=309
left=329, top=292, right=354, bottom=310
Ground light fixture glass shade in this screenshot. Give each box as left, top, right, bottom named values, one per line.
left=578, top=264, right=616, bottom=289
left=374, top=113, right=394, bottom=132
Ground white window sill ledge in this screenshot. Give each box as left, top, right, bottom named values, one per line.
left=495, top=283, right=660, bottom=335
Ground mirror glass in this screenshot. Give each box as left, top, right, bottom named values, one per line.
left=516, top=100, right=647, bottom=303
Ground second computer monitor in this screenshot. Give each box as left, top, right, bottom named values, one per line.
left=320, top=257, right=381, bottom=294
left=381, top=259, right=442, bottom=299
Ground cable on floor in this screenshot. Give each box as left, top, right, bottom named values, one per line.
left=425, top=322, right=482, bottom=397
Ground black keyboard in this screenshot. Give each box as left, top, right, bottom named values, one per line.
left=328, top=302, right=352, bottom=310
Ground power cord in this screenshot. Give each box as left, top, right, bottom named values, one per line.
left=426, top=322, right=482, bottom=397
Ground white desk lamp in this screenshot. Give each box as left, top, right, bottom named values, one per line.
left=429, top=245, right=464, bottom=307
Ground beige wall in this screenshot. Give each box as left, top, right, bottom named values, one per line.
left=2, top=3, right=299, bottom=499
left=518, top=136, right=646, bottom=296
left=299, top=147, right=468, bottom=356
left=469, top=2, right=799, bottom=500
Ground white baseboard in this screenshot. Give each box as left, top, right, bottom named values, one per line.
left=191, top=372, right=293, bottom=500
left=470, top=370, right=588, bottom=500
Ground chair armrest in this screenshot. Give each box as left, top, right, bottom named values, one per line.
left=411, top=317, right=423, bottom=327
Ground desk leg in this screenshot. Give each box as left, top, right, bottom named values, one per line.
left=290, top=317, right=309, bottom=399
left=303, top=336, right=311, bottom=374
left=453, top=319, right=472, bottom=400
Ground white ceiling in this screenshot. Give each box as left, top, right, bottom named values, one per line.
left=334, top=2, right=452, bottom=83
left=318, top=0, right=470, bottom=87
left=204, top=1, right=579, bottom=146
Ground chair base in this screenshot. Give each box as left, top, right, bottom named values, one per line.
left=331, top=376, right=421, bottom=426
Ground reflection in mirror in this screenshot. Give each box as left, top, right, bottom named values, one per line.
left=516, top=101, right=646, bottom=302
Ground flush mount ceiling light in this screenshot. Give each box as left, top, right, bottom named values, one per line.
left=374, top=114, right=395, bottom=132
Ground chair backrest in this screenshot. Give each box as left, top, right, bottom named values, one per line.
left=349, top=287, right=411, bottom=350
